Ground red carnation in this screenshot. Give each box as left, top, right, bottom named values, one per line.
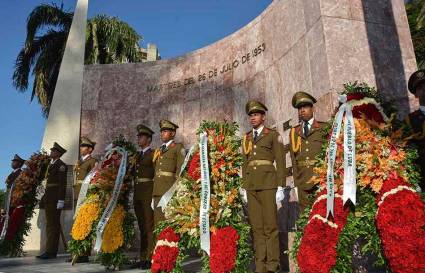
left=6, top=207, right=25, bottom=240
left=297, top=190, right=349, bottom=273
left=376, top=175, right=425, bottom=273
left=151, top=227, right=180, bottom=273
left=347, top=93, right=366, bottom=101
left=188, top=152, right=201, bottom=181
left=210, top=226, right=239, bottom=273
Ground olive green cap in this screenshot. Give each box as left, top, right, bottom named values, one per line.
left=12, top=154, right=25, bottom=165
left=50, top=142, right=67, bottom=155
left=292, top=91, right=317, bottom=108
left=245, top=100, right=268, bottom=115
left=408, top=70, right=425, bottom=94
left=159, top=119, right=179, bottom=131
left=80, top=136, right=96, bottom=148
left=137, top=124, right=154, bottom=136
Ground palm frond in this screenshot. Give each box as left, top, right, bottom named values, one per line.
left=13, top=30, right=67, bottom=91
left=25, top=3, right=72, bottom=46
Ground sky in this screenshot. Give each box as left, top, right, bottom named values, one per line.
left=0, top=0, right=272, bottom=188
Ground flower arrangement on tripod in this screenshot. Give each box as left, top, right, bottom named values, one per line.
left=151, top=121, right=252, bottom=273
left=68, top=136, right=136, bottom=269
left=292, top=82, right=425, bottom=273
left=0, top=152, right=50, bottom=257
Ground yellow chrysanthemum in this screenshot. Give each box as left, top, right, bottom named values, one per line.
left=71, top=202, right=100, bottom=241
left=101, top=205, right=125, bottom=253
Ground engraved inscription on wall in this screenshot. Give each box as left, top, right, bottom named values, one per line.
left=147, top=43, right=266, bottom=92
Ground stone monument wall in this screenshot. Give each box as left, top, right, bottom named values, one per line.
left=81, top=0, right=417, bottom=152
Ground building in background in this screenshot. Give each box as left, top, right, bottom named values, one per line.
left=140, top=43, right=161, bottom=62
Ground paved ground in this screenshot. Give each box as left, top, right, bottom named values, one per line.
left=0, top=254, right=203, bottom=273
left=0, top=254, right=290, bottom=273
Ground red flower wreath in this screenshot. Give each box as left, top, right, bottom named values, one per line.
left=210, top=226, right=239, bottom=273
left=5, top=207, right=25, bottom=240
left=297, top=190, right=350, bottom=273
left=151, top=227, right=180, bottom=273
left=375, top=173, right=425, bottom=273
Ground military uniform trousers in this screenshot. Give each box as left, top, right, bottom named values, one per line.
left=134, top=179, right=154, bottom=261
left=153, top=172, right=176, bottom=227
left=73, top=181, right=83, bottom=209
left=44, top=202, right=62, bottom=255
left=247, top=189, right=279, bottom=273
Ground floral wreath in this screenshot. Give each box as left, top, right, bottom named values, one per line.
left=292, top=82, right=425, bottom=273
left=150, top=121, right=252, bottom=273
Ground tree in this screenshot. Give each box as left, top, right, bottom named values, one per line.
left=407, top=0, right=425, bottom=69
left=12, top=3, right=143, bottom=117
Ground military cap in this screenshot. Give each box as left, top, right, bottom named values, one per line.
left=245, top=100, right=268, bottom=115
left=50, top=142, right=67, bottom=155
left=159, top=120, right=179, bottom=131
left=137, top=124, right=154, bottom=136
left=80, top=136, right=96, bottom=148
left=12, top=154, right=25, bottom=164
left=292, top=91, right=317, bottom=108
left=408, top=70, right=425, bottom=94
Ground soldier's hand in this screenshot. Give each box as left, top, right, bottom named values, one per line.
left=239, top=188, right=248, bottom=204
left=56, top=200, right=64, bottom=210
left=276, top=186, right=285, bottom=203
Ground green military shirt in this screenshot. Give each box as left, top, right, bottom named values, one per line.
left=242, top=127, right=285, bottom=190
left=4, top=169, right=21, bottom=208
left=5, top=169, right=21, bottom=189
left=75, top=155, right=97, bottom=181
left=129, top=148, right=155, bottom=200
left=153, top=141, right=185, bottom=197
left=289, top=119, right=326, bottom=191
left=41, top=159, right=68, bottom=206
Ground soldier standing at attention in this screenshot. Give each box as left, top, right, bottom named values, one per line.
left=71, top=136, right=97, bottom=263
left=130, top=124, right=155, bottom=269
left=404, top=70, right=425, bottom=191
left=289, top=91, right=326, bottom=213
left=152, top=120, right=185, bottom=227
left=37, top=142, right=67, bottom=259
left=3, top=155, right=25, bottom=210
left=74, top=136, right=97, bottom=209
left=242, top=101, right=285, bottom=273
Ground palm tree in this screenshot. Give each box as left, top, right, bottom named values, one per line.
left=12, top=3, right=143, bottom=117
left=406, top=0, right=425, bottom=69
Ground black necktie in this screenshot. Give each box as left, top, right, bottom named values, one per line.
left=304, top=122, right=309, bottom=136
left=140, top=150, right=144, bottom=159
left=160, top=144, right=166, bottom=153
left=254, top=131, right=259, bottom=142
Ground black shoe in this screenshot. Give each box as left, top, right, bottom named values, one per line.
left=74, top=256, right=89, bottom=263
left=140, top=260, right=151, bottom=270
left=36, top=253, right=57, bottom=259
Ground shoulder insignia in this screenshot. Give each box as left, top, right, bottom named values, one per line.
left=264, top=128, right=270, bottom=134
left=170, top=142, right=176, bottom=148
left=181, top=148, right=186, bottom=156
left=59, top=165, right=66, bottom=172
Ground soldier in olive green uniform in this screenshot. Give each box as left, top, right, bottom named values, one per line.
left=71, top=137, right=97, bottom=263
left=74, top=137, right=97, bottom=209
left=3, top=155, right=25, bottom=212
left=152, top=120, right=185, bottom=227
left=242, top=101, right=285, bottom=273
left=403, top=70, right=425, bottom=191
left=37, top=142, right=68, bottom=259
left=289, top=92, right=326, bottom=213
left=129, top=124, right=155, bottom=269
